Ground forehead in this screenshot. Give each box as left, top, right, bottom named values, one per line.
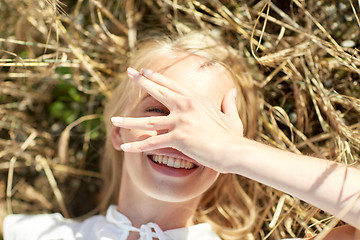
left=144, top=52, right=234, bottom=106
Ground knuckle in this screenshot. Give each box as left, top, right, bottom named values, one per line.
left=136, top=145, right=144, bottom=151
left=174, top=130, right=186, bottom=141
left=186, top=99, right=197, bottom=109
left=177, top=97, right=194, bottom=110
left=158, top=88, right=167, bottom=98
left=146, top=137, right=157, bottom=147
left=178, top=115, right=190, bottom=125
left=146, top=118, right=156, bottom=128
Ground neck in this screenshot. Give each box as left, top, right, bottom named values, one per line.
left=117, top=168, right=201, bottom=231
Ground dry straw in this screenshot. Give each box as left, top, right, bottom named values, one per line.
left=0, top=0, right=359, bottom=239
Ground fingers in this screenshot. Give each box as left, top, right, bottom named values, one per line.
left=111, top=116, right=173, bottom=131
left=221, top=88, right=239, bottom=119
left=127, top=68, right=179, bottom=110
left=140, top=68, right=189, bottom=94
left=120, top=133, right=174, bottom=152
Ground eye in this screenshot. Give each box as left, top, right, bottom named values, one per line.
left=145, top=107, right=169, bottom=115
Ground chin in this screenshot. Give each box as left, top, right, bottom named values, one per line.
left=143, top=186, right=206, bottom=203
left=122, top=152, right=219, bottom=204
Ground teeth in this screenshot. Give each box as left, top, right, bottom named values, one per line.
left=167, top=157, right=174, bottom=167
left=158, top=155, right=163, bottom=164
left=151, top=155, right=195, bottom=169
left=180, top=160, right=186, bottom=168
left=174, top=159, right=181, bottom=168
left=186, top=162, right=192, bottom=169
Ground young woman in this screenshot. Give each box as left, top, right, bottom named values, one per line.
left=4, top=33, right=359, bottom=240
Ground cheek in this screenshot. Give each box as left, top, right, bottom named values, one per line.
left=203, top=169, right=220, bottom=188
left=189, top=169, right=220, bottom=197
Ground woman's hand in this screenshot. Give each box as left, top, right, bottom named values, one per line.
left=111, top=67, right=244, bottom=173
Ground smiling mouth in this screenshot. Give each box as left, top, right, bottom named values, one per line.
left=149, top=155, right=198, bottom=170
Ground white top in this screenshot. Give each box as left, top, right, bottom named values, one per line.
left=3, top=205, right=221, bottom=240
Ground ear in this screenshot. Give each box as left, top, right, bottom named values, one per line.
left=111, top=127, right=123, bottom=151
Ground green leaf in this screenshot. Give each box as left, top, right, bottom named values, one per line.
left=90, top=130, right=99, bottom=140
left=68, top=87, right=83, bottom=102
left=49, top=101, right=66, bottom=118
left=56, top=67, right=73, bottom=75
left=63, top=109, right=78, bottom=124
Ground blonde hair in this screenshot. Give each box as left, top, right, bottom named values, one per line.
left=101, top=32, right=258, bottom=240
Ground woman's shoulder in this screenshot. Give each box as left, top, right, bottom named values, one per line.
left=3, top=212, right=106, bottom=240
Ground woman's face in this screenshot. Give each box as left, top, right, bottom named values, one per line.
left=115, top=52, right=234, bottom=203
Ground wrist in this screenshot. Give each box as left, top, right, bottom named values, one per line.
left=217, top=134, right=250, bottom=174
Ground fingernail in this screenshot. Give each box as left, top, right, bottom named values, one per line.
left=111, top=117, right=123, bottom=123
left=141, top=68, right=153, bottom=76
left=127, top=67, right=139, bottom=77
left=121, top=143, right=131, bottom=151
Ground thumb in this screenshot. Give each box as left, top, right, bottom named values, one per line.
left=221, top=88, right=239, bottom=119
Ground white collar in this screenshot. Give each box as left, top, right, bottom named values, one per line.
left=105, top=205, right=220, bottom=240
